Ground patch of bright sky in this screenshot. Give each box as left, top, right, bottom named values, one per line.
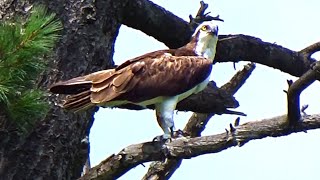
left=90, top=0, right=320, bottom=179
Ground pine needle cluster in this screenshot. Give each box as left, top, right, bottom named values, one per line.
left=0, top=5, right=62, bottom=133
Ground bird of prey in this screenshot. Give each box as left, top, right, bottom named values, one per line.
left=50, top=20, right=219, bottom=139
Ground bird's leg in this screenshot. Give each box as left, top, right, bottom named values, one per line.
left=155, top=109, right=174, bottom=140
left=154, top=98, right=177, bottom=141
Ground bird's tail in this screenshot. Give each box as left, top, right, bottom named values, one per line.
left=49, top=76, right=94, bottom=111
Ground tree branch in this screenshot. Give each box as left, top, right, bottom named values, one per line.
left=79, top=113, right=320, bottom=180
left=287, top=61, right=320, bottom=125
left=142, top=63, right=256, bottom=179
left=215, top=35, right=316, bottom=77
left=300, top=41, right=320, bottom=59
left=118, top=1, right=318, bottom=79
left=119, top=0, right=192, bottom=48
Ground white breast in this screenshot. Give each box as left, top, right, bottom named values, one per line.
left=176, top=75, right=210, bottom=102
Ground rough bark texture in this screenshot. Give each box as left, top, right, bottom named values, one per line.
left=80, top=113, right=320, bottom=179
left=1, top=0, right=320, bottom=179
left=0, top=0, right=120, bottom=179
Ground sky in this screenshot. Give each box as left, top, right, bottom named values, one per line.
left=89, top=0, right=320, bottom=179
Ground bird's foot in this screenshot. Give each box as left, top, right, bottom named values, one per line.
left=172, top=129, right=189, bottom=138
left=152, top=133, right=172, bottom=143
left=152, top=129, right=189, bottom=142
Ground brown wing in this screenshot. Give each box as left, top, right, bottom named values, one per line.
left=49, top=50, right=212, bottom=110
left=90, top=53, right=212, bottom=104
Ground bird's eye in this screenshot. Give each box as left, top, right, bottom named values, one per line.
left=200, top=25, right=208, bottom=31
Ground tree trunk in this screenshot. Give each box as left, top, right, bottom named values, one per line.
left=0, top=0, right=120, bottom=179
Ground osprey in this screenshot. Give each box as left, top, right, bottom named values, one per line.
left=50, top=21, right=219, bottom=139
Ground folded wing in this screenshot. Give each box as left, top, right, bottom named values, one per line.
left=49, top=52, right=212, bottom=111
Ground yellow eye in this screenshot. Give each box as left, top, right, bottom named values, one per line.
left=200, top=25, right=207, bottom=31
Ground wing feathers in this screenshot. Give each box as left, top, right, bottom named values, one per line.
left=112, top=71, right=133, bottom=88
left=90, top=55, right=211, bottom=104
left=91, top=70, right=135, bottom=103
left=87, top=69, right=115, bottom=83
left=91, top=88, right=118, bottom=104
left=90, top=61, right=145, bottom=103
left=50, top=51, right=212, bottom=111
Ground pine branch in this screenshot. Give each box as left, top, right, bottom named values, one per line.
left=0, top=5, right=62, bottom=132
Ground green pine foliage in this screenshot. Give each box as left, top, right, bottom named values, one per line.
left=0, top=5, right=62, bottom=133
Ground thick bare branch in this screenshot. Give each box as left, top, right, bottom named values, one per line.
left=79, top=113, right=320, bottom=180
left=287, top=61, right=320, bottom=125
left=119, top=0, right=191, bottom=48
left=216, top=35, right=316, bottom=77
left=119, top=1, right=317, bottom=80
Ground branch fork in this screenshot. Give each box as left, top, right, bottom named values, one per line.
left=287, top=61, right=320, bottom=126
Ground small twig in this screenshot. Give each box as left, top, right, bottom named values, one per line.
left=301, top=105, right=309, bottom=113
left=301, top=104, right=309, bottom=117
left=225, top=128, right=229, bottom=134
left=229, top=123, right=236, bottom=133
left=287, top=79, right=293, bottom=87
left=287, top=61, right=320, bottom=125
left=234, top=117, right=240, bottom=127
left=188, top=1, right=223, bottom=31
left=227, top=123, right=239, bottom=146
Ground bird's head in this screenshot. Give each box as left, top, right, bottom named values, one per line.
left=192, top=21, right=219, bottom=60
